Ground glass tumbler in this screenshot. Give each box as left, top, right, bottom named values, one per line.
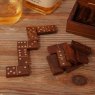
left=0, top=0, right=22, bottom=25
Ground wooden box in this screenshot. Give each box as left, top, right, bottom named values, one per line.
left=66, top=0, right=95, bottom=39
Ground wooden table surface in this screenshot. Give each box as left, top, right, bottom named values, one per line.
left=0, top=0, right=95, bottom=95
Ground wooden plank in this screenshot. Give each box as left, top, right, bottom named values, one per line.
left=0, top=0, right=94, bottom=95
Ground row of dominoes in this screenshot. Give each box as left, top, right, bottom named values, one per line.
left=6, top=25, right=58, bottom=78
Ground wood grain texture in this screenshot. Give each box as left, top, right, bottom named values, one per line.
left=0, top=0, right=95, bottom=95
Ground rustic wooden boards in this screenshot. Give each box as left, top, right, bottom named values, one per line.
left=0, top=0, right=95, bottom=95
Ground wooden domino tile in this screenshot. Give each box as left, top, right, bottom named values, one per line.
left=36, top=25, right=58, bottom=35
left=6, top=66, right=17, bottom=78
left=56, top=44, right=71, bottom=69
left=75, top=50, right=89, bottom=64
left=47, top=45, right=58, bottom=54
left=17, top=41, right=31, bottom=66
left=61, top=43, right=77, bottom=64
left=47, top=54, right=64, bottom=75
left=6, top=65, right=30, bottom=78
left=17, top=65, right=30, bottom=76
left=26, top=26, right=39, bottom=41
left=17, top=49, right=31, bottom=66
left=71, top=40, right=92, bottom=55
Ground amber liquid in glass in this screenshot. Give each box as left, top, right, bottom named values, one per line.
left=24, top=0, right=61, bottom=15
left=0, top=0, right=22, bottom=25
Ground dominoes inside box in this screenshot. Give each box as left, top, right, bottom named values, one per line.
left=66, top=0, right=95, bottom=39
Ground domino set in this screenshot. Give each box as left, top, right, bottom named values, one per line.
left=47, top=41, right=92, bottom=75
left=6, top=25, right=58, bottom=78
left=5, top=24, right=92, bottom=78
